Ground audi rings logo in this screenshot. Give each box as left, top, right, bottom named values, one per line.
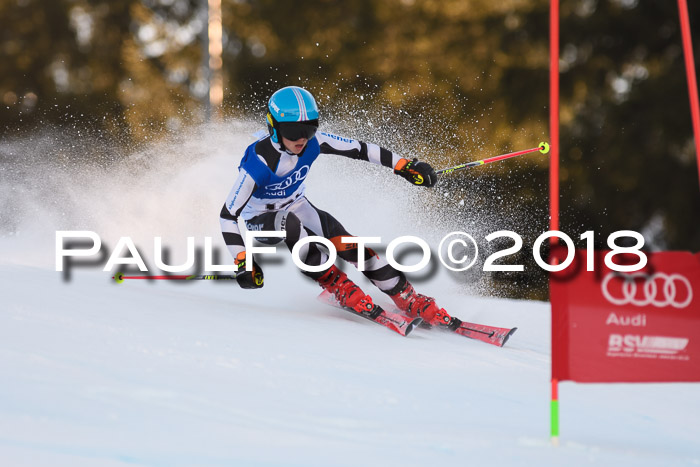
left=601, top=273, right=693, bottom=309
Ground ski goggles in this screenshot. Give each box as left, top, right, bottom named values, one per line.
left=277, top=119, right=319, bottom=141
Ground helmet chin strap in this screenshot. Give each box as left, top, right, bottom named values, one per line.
left=270, top=134, right=293, bottom=154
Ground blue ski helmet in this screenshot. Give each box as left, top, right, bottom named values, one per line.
left=266, top=86, right=319, bottom=143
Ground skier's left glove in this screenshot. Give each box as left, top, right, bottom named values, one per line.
left=235, top=251, right=264, bottom=289
left=394, top=158, right=438, bottom=187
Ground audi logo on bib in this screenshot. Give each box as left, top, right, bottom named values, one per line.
left=551, top=248, right=700, bottom=383
left=601, top=273, right=693, bottom=309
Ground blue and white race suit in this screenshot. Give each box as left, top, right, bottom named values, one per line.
left=220, top=131, right=406, bottom=291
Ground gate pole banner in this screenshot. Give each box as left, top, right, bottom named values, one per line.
left=551, top=249, right=700, bottom=383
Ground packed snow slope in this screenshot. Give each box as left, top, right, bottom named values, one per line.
left=0, top=122, right=698, bottom=466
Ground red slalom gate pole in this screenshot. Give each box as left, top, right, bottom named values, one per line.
left=550, top=0, right=560, bottom=232
left=436, top=142, right=550, bottom=175
left=550, top=0, right=561, bottom=447
left=678, top=0, right=700, bottom=188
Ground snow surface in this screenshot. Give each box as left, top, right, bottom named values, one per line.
left=1, top=122, right=698, bottom=466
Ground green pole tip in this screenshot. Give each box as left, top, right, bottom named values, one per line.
left=114, top=273, right=124, bottom=284
left=550, top=399, right=560, bottom=438
left=539, top=142, right=550, bottom=154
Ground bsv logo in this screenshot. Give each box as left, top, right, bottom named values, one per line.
left=601, top=272, right=693, bottom=309
left=608, top=333, right=689, bottom=358
left=267, top=165, right=310, bottom=192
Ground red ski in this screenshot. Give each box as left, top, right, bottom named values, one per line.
left=389, top=308, right=517, bottom=347
left=450, top=319, right=517, bottom=347
left=317, top=290, right=422, bottom=337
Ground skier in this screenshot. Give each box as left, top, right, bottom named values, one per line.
left=220, top=86, right=456, bottom=328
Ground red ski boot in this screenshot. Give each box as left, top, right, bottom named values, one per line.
left=317, top=265, right=375, bottom=314
left=389, top=280, right=455, bottom=328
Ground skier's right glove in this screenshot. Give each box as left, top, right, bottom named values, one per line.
left=235, top=251, right=264, bottom=289
left=394, top=158, right=438, bottom=187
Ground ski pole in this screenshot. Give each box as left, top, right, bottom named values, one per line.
left=113, top=272, right=238, bottom=283
left=436, top=141, right=550, bottom=175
